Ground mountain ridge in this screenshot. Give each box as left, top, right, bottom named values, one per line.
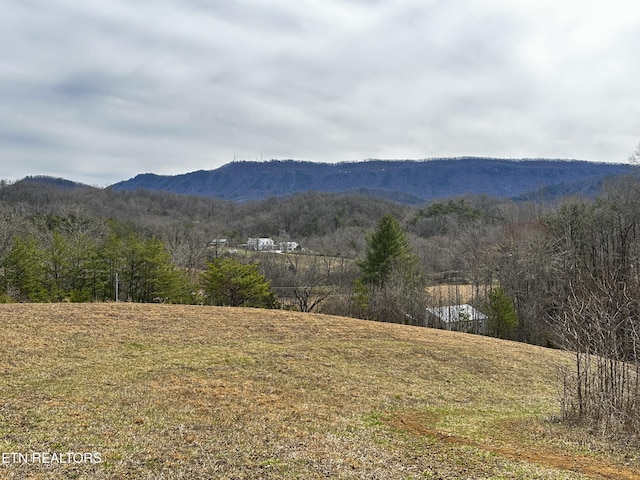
left=111, top=157, right=636, bottom=203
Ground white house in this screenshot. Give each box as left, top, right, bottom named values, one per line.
left=425, top=304, right=487, bottom=334
left=279, top=241, right=299, bottom=252
left=247, top=237, right=276, bottom=251
left=210, top=238, right=228, bottom=247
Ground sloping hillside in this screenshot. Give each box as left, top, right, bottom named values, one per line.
left=110, top=158, right=635, bottom=203
left=1, top=303, right=638, bottom=479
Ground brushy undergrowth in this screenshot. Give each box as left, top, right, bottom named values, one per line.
left=0, top=303, right=638, bottom=479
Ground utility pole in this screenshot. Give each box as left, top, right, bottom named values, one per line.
left=115, top=273, right=119, bottom=302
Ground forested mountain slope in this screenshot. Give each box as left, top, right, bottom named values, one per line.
left=110, top=158, right=635, bottom=203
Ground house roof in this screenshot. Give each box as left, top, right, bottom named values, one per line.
left=425, top=304, right=487, bottom=324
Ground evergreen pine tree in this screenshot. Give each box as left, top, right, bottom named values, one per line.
left=4, top=236, right=50, bottom=302
left=487, top=287, right=518, bottom=339
left=201, top=257, right=277, bottom=308
left=358, top=214, right=417, bottom=286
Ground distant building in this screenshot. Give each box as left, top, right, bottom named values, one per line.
left=425, top=304, right=487, bottom=334
left=279, top=241, right=299, bottom=252
left=210, top=239, right=228, bottom=247
left=247, top=237, right=276, bottom=251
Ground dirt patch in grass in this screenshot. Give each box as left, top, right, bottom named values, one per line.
left=0, top=303, right=638, bottom=478
left=389, top=412, right=640, bottom=480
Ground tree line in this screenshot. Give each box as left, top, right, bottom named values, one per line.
left=0, top=216, right=192, bottom=303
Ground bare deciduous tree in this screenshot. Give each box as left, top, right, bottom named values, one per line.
left=550, top=176, right=640, bottom=439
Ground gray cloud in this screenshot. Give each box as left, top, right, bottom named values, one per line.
left=1, top=0, right=639, bottom=185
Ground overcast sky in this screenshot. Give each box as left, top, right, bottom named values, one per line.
left=2, top=0, right=640, bottom=186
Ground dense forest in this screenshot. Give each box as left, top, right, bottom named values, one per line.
left=4, top=172, right=640, bottom=437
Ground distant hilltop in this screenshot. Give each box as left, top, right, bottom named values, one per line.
left=109, top=158, right=636, bottom=204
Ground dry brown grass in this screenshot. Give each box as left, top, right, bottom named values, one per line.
left=0, top=303, right=638, bottom=479
left=427, top=283, right=478, bottom=305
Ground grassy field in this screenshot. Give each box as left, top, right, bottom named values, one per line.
left=427, top=283, right=477, bottom=305
left=0, top=304, right=639, bottom=479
